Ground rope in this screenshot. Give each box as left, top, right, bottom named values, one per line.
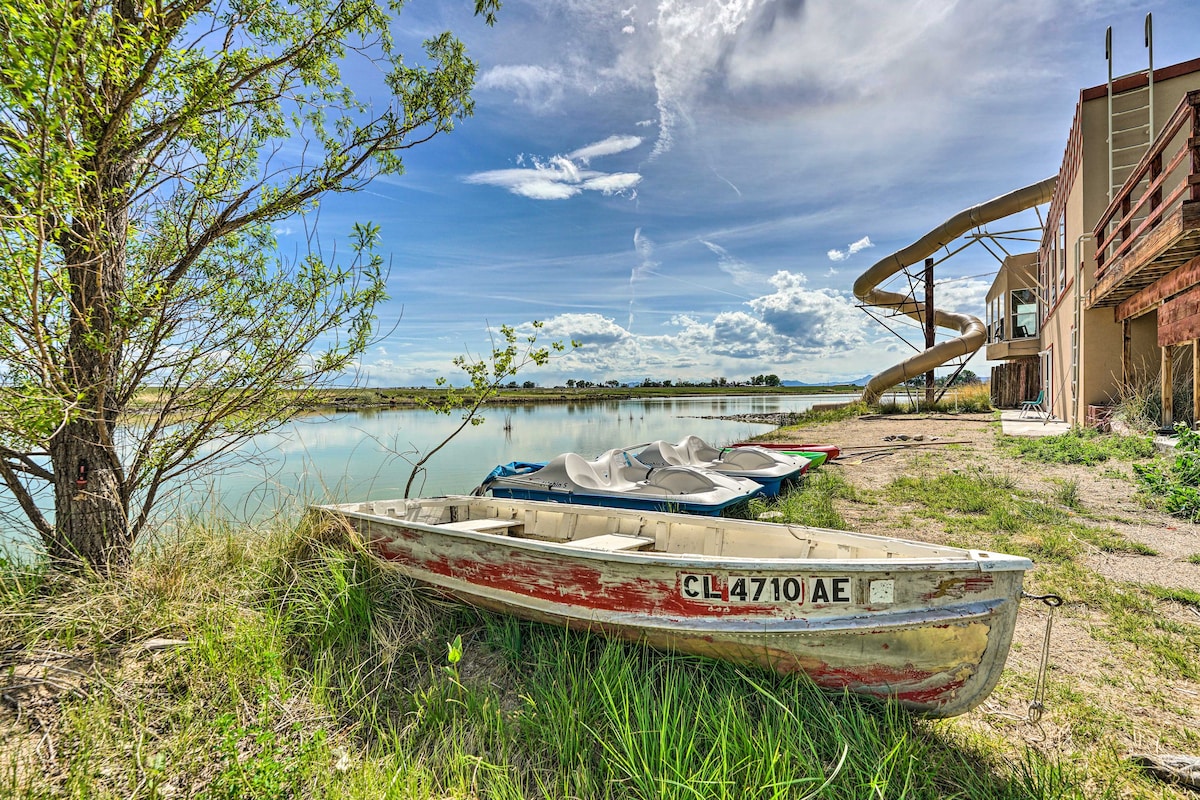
left=1022, top=591, right=1064, bottom=723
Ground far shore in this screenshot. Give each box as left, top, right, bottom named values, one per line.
left=272, top=384, right=865, bottom=411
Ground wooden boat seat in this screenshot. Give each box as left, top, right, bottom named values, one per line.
left=438, top=518, right=522, bottom=535
left=561, top=533, right=655, bottom=552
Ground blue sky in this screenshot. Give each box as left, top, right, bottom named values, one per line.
left=301, top=0, right=1200, bottom=387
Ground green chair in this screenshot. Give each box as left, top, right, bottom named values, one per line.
left=1019, top=390, right=1045, bottom=419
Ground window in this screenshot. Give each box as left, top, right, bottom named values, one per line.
left=1057, top=218, right=1067, bottom=294
left=1049, top=241, right=1058, bottom=306
left=1010, top=289, right=1037, bottom=339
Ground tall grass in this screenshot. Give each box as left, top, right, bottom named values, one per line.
left=0, top=516, right=1125, bottom=799
left=750, top=471, right=858, bottom=529
left=875, top=384, right=993, bottom=415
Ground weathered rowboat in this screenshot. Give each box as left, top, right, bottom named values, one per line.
left=731, top=445, right=827, bottom=468
left=734, top=442, right=841, bottom=461
left=314, top=495, right=1032, bottom=717
left=627, top=436, right=807, bottom=497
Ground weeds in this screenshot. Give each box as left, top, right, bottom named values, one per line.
left=750, top=470, right=858, bottom=529
left=774, top=400, right=868, bottom=426
left=885, top=468, right=1155, bottom=562
left=1135, top=423, right=1200, bottom=520
left=1000, top=427, right=1155, bottom=465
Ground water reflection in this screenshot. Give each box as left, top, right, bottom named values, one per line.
left=3, top=393, right=863, bottom=538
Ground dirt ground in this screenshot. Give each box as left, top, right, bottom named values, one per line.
left=761, top=413, right=1200, bottom=786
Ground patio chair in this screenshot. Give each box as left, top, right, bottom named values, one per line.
left=1019, top=390, right=1045, bottom=419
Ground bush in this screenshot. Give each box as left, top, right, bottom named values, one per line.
left=1134, top=424, right=1200, bottom=520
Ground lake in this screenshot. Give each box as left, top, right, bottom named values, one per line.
left=184, top=393, right=860, bottom=522
left=0, top=393, right=862, bottom=546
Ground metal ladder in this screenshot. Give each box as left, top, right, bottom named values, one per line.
left=1105, top=15, right=1156, bottom=242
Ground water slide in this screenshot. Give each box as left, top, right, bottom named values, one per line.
left=853, top=177, right=1058, bottom=404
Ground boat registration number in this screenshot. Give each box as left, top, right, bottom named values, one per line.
left=679, top=573, right=854, bottom=605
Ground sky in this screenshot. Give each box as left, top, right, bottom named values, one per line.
left=298, top=0, right=1200, bottom=387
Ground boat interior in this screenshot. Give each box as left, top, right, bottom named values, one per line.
left=333, top=495, right=974, bottom=562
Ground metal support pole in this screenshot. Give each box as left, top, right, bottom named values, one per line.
left=1122, top=319, right=1132, bottom=390
left=1106, top=27, right=1113, bottom=203
left=924, top=257, right=935, bottom=406
left=1146, top=13, right=1154, bottom=141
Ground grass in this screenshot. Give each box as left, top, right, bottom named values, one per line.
left=879, top=463, right=1198, bottom=699
left=876, top=383, right=994, bottom=415
left=5, top=437, right=1200, bottom=798
left=1, top=513, right=1120, bottom=800
left=998, top=428, right=1156, bottom=466
left=749, top=470, right=858, bottom=529
left=881, top=467, right=1156, bottom=562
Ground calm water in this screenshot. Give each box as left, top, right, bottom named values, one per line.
left=0, top=394, right=861, bottom=545
left=186, top=393, right=859, bottom=521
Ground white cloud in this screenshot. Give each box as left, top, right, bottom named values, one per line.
left=827, top=235, right=874, bottom=262
left=465, top=136, right=644, bottom=201
left=477, top=64, right=566, bottom=111
left=744, top=270, right=874, bottom=355
left=699, top=240, right=758, bottom=287
left=582, top=173, right=644, bottom=194
left=629, top=227, right=657, bottom=329
left=569, top=135, right=643, bottom=163
left=931, top=277, right=992, bottom=315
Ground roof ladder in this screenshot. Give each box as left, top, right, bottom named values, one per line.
left=1106, top=14, right=1156, bottom=204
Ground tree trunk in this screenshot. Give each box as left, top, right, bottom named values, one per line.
left=47, top=420, right=131, bottom=571
left=46, top=151, right=133, bottom=573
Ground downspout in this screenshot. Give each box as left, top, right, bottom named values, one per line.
left=1073, top=232, right=1093, bottom=428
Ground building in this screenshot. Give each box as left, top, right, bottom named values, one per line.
left=987, top=45, right=1200, bottom=428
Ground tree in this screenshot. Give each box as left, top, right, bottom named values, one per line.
left=0, top=0, right=499, bottom=571
left=402, top=323, right=570, bottom=498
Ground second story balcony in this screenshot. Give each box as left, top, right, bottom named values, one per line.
left=1088, top=90, right=1200, bottom=312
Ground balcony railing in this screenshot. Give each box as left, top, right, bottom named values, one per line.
left=1090, top=90, right=1200, bottom=306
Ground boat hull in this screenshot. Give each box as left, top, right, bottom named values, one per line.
left=316, top=496, right=1029, bottom=717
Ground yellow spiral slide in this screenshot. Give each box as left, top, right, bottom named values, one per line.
left=853, top=177, right=1058, bottom=404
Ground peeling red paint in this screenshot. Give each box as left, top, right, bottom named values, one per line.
left=920, top=574, right=994, bottom=601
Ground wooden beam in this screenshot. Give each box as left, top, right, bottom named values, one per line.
left=1163, top=346, right=1175, bottom=429
left=1193, top=341, right=1199, bottom=426
left=1159, top=284, right=1200, bottom=345
left=1116, top=254, right=1200, bottom=321
left=1123, top=319, right=1132, bottom=389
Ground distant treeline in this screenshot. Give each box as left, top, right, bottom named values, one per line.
left=301, top=384, right=866, bottom=410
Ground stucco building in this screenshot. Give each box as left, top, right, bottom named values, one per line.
left=987, top=50, right=1200, bottom=427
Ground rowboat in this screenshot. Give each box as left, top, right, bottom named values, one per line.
left=627, top=436, right=807, bottom=497
left=315, top=495, right=1032, bottom=717
left=733, top=442, right=841, bottom=465
left=734, top=442, right=841, bottom=460
left=478, top=449, right=762, bottom=515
